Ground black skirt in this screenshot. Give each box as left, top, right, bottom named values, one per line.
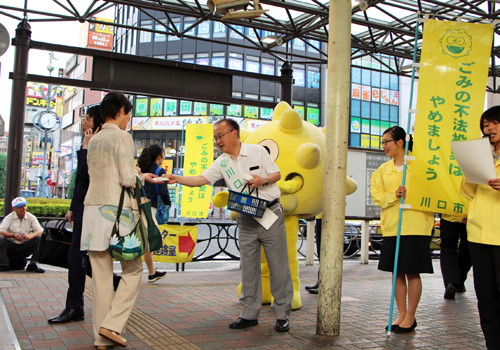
left=378, top=235, right=434, bottom=274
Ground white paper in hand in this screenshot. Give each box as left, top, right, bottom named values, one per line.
left=241, top=173, right=254, bottom=182
left=451, top=137, right=497, bottom=185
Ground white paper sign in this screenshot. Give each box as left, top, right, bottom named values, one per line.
left=451, top=138, right=497, bottom=185
left=253, top=207, right=278, bottom=230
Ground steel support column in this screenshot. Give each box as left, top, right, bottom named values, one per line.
left=4, top=19, right=31, bottom=215
left=317, top=0, right=351, bottom=336
left=279, top=61, right=293, bottom=104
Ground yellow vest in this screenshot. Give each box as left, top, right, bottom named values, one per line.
left=370, top=159, right=434, bottom=237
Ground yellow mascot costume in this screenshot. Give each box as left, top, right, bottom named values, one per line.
left=213, top=101, right=357, bottom=309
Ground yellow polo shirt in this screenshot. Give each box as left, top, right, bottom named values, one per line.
left=370, top=159, right=434, bottom=237
left=460, top=159, right=500, bottom=246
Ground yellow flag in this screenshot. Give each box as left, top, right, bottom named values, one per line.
left=407, top=20, right=493, bottom=217
left=152, top=224, right=198, bottom=263
left=181, top=124, right=213, bottom=218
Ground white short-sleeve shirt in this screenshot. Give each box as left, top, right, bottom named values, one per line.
left=0, top=211, right=42, bottom=245
left=202, top=143, right=281, bottom=201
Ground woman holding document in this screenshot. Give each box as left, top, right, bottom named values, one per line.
left=370, top=126, right=434, bottom=333
left=460, top=106, right=500, bottom=349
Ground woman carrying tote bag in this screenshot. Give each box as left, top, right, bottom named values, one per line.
left=81, top=91, right=162, bottom=349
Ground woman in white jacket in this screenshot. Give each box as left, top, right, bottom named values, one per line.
left=81, top=91, right=151, bottom=349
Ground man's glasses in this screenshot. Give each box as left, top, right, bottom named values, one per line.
left=381, top=139, right=394, bottom=146
left=214, top=129, right=234, bottom=142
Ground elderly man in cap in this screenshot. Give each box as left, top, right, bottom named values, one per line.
left=0, top=197, right=45, bottom=273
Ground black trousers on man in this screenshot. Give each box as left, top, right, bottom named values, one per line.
left=469, top=242, right=500, bottom=350
left=66, top=222, right=92, bottom=312
left=439, top=218, right=471, bottom=290
left=0, top=235, right=41, bottom=269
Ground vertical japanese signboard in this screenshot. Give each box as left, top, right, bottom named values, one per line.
left=181, top=124, right=214, bottom=218
left=366, top=152, right=390, bottom=217
left=407, top=20, right=493, bottom=217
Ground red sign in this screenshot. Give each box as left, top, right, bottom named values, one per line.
left=87, top=31, right=113, bottom=50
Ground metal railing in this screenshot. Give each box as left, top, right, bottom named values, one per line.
left=1, top=216, right=391, bottom=269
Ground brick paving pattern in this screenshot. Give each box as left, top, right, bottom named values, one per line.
left=0, top=259, right=486, bottom=349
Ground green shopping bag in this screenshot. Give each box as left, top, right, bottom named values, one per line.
left=109, top=186, right=147, bottom=261
left=134, top=177, right=163, bottom=252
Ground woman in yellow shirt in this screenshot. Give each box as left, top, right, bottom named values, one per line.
left=370, top=126, right=434, bottom=333
left=460, top=106, right=500, bottom=350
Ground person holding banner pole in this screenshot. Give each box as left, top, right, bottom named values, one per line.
left=370, top=126, right=434, bottom=333
left=460, top=106, right=500, bottom=349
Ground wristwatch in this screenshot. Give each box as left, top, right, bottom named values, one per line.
left=264, top=177, right=269, bottom=186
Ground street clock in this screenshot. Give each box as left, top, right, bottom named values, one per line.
left=33, top=110, right=61, bottom=132
left=40, top=112, right=58, bottom=129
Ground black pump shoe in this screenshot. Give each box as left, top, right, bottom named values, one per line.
left=385, top=324, right=399, bottom=332
left=394, top=319, right=417, bottom=333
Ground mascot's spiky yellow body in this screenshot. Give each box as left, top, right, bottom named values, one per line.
left=213, top=102, right=357, bottom=309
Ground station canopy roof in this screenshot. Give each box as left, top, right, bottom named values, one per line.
left=1, top=0, right=500, bottom=83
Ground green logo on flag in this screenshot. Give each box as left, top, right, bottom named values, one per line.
left=440, top=29, right=472, bottom=59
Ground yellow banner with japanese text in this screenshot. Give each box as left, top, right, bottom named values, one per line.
left=407, top=20, right=493, bottom=217
left=151, top=224, right=198, bottom=263
left=181, top=124, right=213, bottom=218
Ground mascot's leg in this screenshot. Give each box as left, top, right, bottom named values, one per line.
left=260, top=215, right=301, bottom=309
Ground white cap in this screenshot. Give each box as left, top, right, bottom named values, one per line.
left=11, top=197, right=28, bottom=208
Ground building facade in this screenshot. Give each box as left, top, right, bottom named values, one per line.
left=113, top=5, right=324, bottom=159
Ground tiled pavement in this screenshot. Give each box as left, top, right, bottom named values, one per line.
left=0, top=259, right=487, bottom=350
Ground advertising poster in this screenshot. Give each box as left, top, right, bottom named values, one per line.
left=294, top=106, right=305, bottom=119
left=132, top=117, right=151, bottom=130
left=246, top=119, right=269, bottom=131
left=209, top=104, right=224, bottom=116
left=180, top=101, right=192, bottom=115
left=164, top=99, right=177, bottom=116
left=150, top=98, right=163, bottom=116
left=135, top=98, right=148, bottom=116
left=227, top=104, right=242, bottom=117
left=151, top=116, right=207, bottom=130
left=244, top=106, right=258, bottom=119
left=194, top=102, right=207, bottom=116
left=307, top=107, right=320, bottom=126
left=87, top=17, right=114, bottom=50
left=261, top=108, right=273, bottom=120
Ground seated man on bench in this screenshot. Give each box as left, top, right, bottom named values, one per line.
left=0, top=197, right=45, bottom=273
